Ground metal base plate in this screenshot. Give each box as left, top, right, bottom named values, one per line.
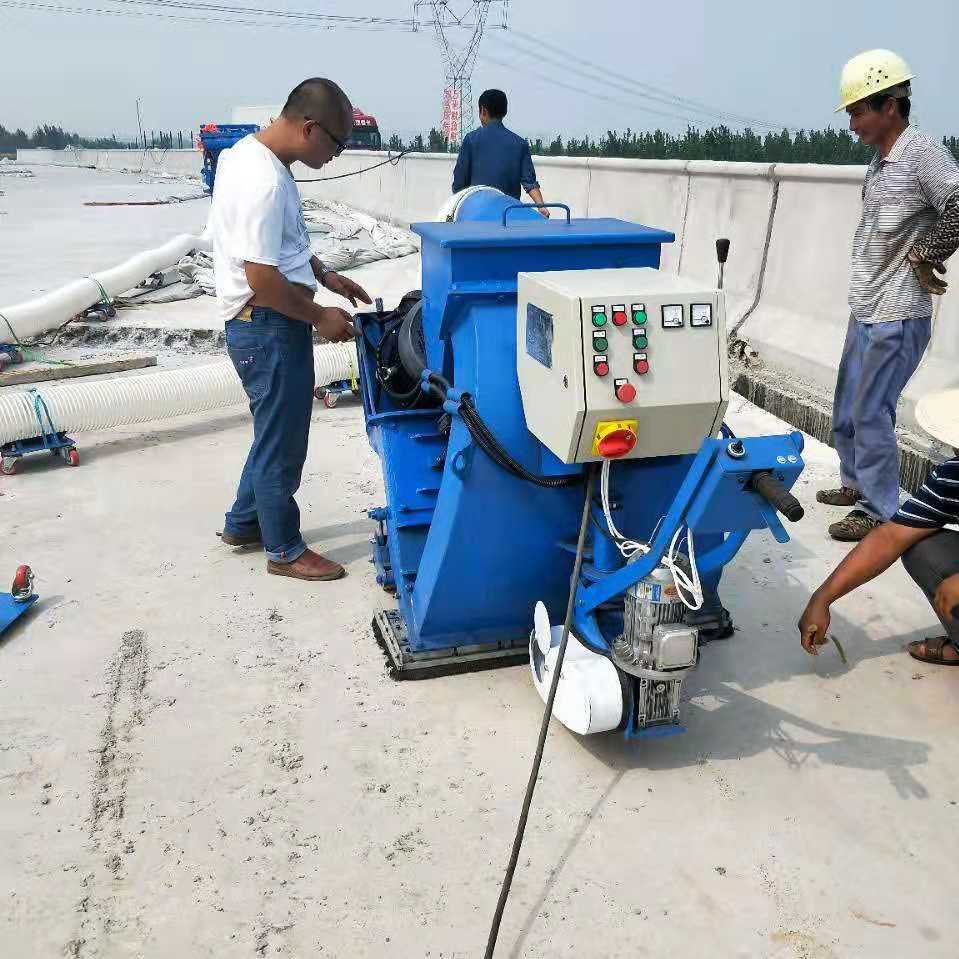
left=0, top=594, right=38, bottom=636
left=372, top=609, right=529, bottom=681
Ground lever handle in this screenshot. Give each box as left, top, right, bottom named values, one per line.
left=716, top=238, right=731, bottom=264
left=749, top=470, right=804, bottom=523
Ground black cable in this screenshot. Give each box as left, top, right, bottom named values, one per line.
left=484, top=467, right=597, bottom=959
left=459, top=396, right=580, bottom=489
left=295, top=149, right=413, bottom=183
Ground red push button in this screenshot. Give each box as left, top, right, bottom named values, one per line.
left=612, top=309, right=628, bottom=327
left=634, top=357, right=649, bottom=375
left=593, top=359, right=609, bottom=377
left=615, top=381, right=636, bottom=403
left=598, top=427, right=637, bottom=459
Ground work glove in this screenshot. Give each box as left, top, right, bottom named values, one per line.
left=908, top=251, right=948, bottom=295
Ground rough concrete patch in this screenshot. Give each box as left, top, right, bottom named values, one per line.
left=732, top=366, right=933, bottom=495
left=49, top=324, right=225, bottom=354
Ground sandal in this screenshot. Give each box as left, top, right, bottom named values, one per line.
left=907, top=636, right=959, bottom=666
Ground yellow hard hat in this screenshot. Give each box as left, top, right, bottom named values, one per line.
left=836, top=49, right=914, bottom=112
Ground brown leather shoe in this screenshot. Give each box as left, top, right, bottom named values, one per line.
left=218, top=528, right=263, bottom=547
left=267, top=548, right=346, bottom=582
left=828, top=509, right=881, bottom=542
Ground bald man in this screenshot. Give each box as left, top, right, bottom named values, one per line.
left=210, top=78, right=372, bottom=582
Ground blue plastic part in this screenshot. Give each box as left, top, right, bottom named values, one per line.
left=0, top=593, right=37, bottom=636
left=198, top=123, right=259, bottom=193
left=357, top=188, right=807, bottom=665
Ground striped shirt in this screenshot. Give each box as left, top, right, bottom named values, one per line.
left=893, top=456, right=959, bottom=528
left=849, top=125, right=959, bottom=324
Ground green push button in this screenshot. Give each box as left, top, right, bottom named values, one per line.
left=632, top=309, right=647, bottom=326
left=592, top=311, right=608, bottom=328
left=632, top=333, right=648, bottom=349
left=593, top=335, right=608, bottom=352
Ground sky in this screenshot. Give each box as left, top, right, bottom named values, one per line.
left=0, top=0, right=955, bottom=142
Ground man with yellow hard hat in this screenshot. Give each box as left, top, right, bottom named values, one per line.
left=800, top=388, right=959, bottom=666
left=817, top=50, right=959, bottom=541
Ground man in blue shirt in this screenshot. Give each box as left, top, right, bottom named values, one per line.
left=452, top=89, right=549, bottom=216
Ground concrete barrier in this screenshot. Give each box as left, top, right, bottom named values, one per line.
left=14, top=146, right=959, bottom=465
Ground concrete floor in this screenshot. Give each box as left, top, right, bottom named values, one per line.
left=2, top=169, right=957, bottom=958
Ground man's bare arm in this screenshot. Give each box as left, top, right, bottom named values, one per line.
left=798, top=522, right=936, bottom=653
left=244, top=262, right=353, bottom=342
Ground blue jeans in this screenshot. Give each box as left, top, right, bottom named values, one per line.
left=832, top=315, right=931, bottom=520
left=224, top=307, right=315, bottom=563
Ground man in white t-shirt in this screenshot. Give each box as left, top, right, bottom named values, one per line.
left=210, top=77, right=371, bottom=582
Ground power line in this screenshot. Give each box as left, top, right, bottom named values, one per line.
left=99, top=0, right=415, bottom=26
left=0, top=0, right=417, bottom=29
left=505, top=28, right=796, bottom=133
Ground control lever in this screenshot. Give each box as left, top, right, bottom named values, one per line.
left=748, top=470, right=804, bottom=522
left=716, top=238, right=731, bottom=290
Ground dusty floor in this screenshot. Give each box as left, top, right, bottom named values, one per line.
left=2, top=165, right=957, bottom=959
left=3, top=392, right=957, bottom=959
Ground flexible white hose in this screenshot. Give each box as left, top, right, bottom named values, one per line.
left=0, top=232, right=210, bottom=342
left=0, top=342, right=357, bottom=445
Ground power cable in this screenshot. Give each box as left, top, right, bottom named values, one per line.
left=98, top=0, right=414, bottom=26
left=294, top=148, right=412, bottom=182
left=501, top=30, right=796, bottom=133
left=483, top=466, right=596, bottom=958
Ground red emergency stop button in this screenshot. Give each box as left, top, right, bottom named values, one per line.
left=598, top=427, right=637, bottom=459
left=593, top=358, right=609, bottom=377
left=615, top=381, right=636, bottom=403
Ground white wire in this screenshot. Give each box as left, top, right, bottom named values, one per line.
left=601, top=459, right=703, bottom=610
left=600, top=459, right=648, bottom=559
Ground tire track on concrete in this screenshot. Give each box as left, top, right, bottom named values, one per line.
left=66, top=629, right=150, bottom=958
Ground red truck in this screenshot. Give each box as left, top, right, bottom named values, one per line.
left=348, top=108, right=382, bottom=151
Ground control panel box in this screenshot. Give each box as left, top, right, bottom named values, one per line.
left=517, top=268, right=729, bottom=463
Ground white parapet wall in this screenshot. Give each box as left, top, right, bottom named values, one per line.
left=16, top=146, right=959, bottom=443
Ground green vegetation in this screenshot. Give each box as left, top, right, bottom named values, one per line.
left=391, top=125, right=959, bottom=164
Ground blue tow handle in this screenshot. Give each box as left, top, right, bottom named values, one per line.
left=501, top=203, right=572, bottom=226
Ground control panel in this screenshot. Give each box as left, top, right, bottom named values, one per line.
left=517, top=268, right=729, bottom=463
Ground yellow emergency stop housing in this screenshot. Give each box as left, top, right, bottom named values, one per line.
left=591, top=419, right=638, bottom=457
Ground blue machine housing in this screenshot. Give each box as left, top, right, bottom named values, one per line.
left=198, top=124, right=259, bottom=193
left=356, top=191, right=805, bottom=676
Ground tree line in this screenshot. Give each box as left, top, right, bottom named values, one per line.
left=0, top=123, right=190, bottom=152
left=388, top=125, right=959, bottom=164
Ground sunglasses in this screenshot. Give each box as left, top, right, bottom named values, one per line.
left=305, top=116, right=347, bottom=156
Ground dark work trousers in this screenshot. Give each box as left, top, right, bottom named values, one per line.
left=832, top=315, right=931, bottom=520
left=223, top=307, right=314, bottom=563
left=901, top=529, right=959, bottom=644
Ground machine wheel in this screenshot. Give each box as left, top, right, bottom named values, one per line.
left=12, top=564, right=33, bottom=598
left=323, top=392, right=339, bottom=409
left=67, top=448, right=80, bottom=467
left=314, top=387, right=327, bottom=402
left=0, top=458, right=17, bottom=476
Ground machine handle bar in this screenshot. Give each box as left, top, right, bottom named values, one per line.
left=749, top=471, right=805, bottom=523
left=501, top=203, right=572, bottom=227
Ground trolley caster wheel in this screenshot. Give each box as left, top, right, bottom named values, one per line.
left=0, top=458, right=17, bottom=476
left=67, top=448, right=80, bottom=467
left=12, top=564, right=34, bottom=601
left=323, top=392, right=339, bottom=409
left=314, top=387, right=327, bottom=402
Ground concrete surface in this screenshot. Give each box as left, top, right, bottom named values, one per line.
left=4, top=164, right=958, bottom=959
left=1, top=165, right=209, bottom=305
left=3, top=383, right=958, bottom=959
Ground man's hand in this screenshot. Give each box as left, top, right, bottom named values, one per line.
left=934, top=573, right=959, bottom=625
left=312, top=307, right=355, bottom=343
left=323, top=271, right=373, bottom=308
left=537, top=207, right=551, bottom=219
left=908, top=252, right=948, bottom=295
left=798, top=596, right=832, bottom=655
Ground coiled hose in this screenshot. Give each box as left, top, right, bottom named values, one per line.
left=0, top=343, right=357, bottom=444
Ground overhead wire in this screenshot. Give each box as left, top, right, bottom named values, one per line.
left=502, top=30, right=792, bottom=130
left=505, top=28, right=797, bottom=132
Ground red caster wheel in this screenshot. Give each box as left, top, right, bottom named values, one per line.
left=12, top=565, right=34, bottom=601
left=0, top=458, right=17, bottom=476
left=323, top=391, right=338, bottom=409
left=67, top=448, right=80, bottom=467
